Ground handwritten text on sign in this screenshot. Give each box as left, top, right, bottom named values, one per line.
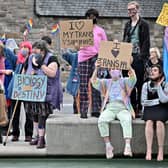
left=60, top=19, right=94, bottom=49
left=11, top=74, right=47, bottom=102
left=98, top=41, right=132, bottom=70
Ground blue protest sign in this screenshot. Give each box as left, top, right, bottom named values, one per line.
left=11, top=74, right=47, bottom=102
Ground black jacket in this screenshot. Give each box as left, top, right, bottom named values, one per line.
left=123, top=17, right=150, bottom=62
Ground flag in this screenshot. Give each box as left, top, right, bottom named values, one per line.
left=26, top=18, right=33, bottom=32
left=163, top=27, right=168, bottom=82
left=156, top=3, right=168, bottom=26
left=0, top=34, right=6, bottom=43
left=51, top=24, right=59, bottom=35
left=1, top=34, right=6, bottom=40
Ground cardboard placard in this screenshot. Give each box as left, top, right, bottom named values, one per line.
left=156, top=3, right=168, bottom=26
left=11, top=74, right=47, bottom=102
left=59, top=19, right=94, bottom=49
left=97, top=41, right=132, bottom=70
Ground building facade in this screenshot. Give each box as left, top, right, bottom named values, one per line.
left=0, top=0, right=166, bottom=54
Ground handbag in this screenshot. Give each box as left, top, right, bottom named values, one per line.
left=0, top=90, right=8, bottom=127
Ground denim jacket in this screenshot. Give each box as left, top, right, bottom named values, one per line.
left=62, top=51, right=79, bottom=97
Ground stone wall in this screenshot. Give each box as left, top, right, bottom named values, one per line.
left=46, top=114, right=168, bottom=156
left=0, top=0, right=165, bottom=55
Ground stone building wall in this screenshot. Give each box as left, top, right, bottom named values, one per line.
left=0, top=0, right=165, bottom=56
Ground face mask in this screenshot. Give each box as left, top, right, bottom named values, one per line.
left=21, top=49, right=28, bottom=57
left=110, top=70, right=121, bottom=78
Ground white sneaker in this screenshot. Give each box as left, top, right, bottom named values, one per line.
left=105, top=145, right=114, bottom=159
left=124, top=145, right=132, bottom=157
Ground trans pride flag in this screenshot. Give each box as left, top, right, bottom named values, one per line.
left=163, top=27, right=168, bottom=82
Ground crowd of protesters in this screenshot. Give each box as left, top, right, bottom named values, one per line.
left=0, top=0, right=168, bottom=162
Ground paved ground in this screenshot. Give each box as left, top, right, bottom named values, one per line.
left=0, top=136, right=46, bottom=157
left=0, top=92, right=73, bottom=157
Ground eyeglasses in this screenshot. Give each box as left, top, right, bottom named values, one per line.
left=127, top=8, right=136, bottom=12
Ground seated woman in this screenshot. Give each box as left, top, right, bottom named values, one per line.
left=91, top=61, right=137, bottom=159
left=141, top=64, right=168, bottom=161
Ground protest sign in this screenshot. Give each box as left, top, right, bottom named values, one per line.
left=59, top=19, right=93, bottom=48
left=11, top=74, right=47, bottom=102
left=97, top=41, right=132, bottom=70
left=156, top=3, right=168, bottom=26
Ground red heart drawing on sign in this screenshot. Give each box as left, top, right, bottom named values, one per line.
left=75, top=21, right=85, bottom=30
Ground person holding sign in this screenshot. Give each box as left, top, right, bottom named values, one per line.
left=24, top=40, right=63, bottom=149
left=141, top=64, right=168, bottom=161
left=91, top=61, right=136, bottom=159
left=78, top=8, right=107, bottom=118
left=156, top=3, right=168, bottom=82
left=123, top=1, right=150, bottom=117
left=10, top=41, right=33, bottom=142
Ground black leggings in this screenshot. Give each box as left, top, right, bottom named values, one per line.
left=33, top=115, right=48, bottom=129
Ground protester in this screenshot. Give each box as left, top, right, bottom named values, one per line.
left=91, top=61, right=137, bottom=159
left=62, top=49, right=79, bottom=114
left=0, top=77, right=5, bottom=143
left=5, top=38, right=19, bottom=55
left=24, top=40, right=63, bottom=148
left=41, top=36, right=53, bottom=51
left=144, top=47, right=163, bottom=81
left=0, top=40, right=17, bottom=135
left=10, top=41, right=33, bottom=142
left=123, top=1, right=150, bottom=117
left=163, top=27, right=168, bottom=82
left=78, top=8, right=107, bottom=118
left=141, top=64, right=168, bottom=161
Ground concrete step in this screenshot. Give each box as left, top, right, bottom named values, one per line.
left=46, top=113, right=168, bottom=156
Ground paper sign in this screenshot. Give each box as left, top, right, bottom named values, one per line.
left=97, top=41, right=132, bottom=70
left=11, top=74, right=47, bottom=102
left=156, top=3, right=168, bottom=26
left=59, top=19, right=94, bottom=49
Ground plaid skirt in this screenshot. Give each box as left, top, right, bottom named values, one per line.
left=24, top=101, right=53, bottom=117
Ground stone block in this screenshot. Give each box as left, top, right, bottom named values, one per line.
left=46, top=113, right=168, bottom=156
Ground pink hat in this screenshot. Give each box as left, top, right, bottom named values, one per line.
left=20, top=41, right=32, bottom=54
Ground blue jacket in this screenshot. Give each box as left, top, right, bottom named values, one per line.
left=3, top=48, right=17, bottom=99
left=3, top=48, right=17, bottom=70
left=4, top=59, right=13, bottom=99
left=62, top=51, right=79, bottom=97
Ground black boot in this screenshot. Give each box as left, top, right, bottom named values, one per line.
left=80, top=113, right=88, bottom=119
left=30, top=136, right=39, bottom=145
left=36, top=136, right=45, bottom=149
left=91, top=112, right=100, bottom=118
